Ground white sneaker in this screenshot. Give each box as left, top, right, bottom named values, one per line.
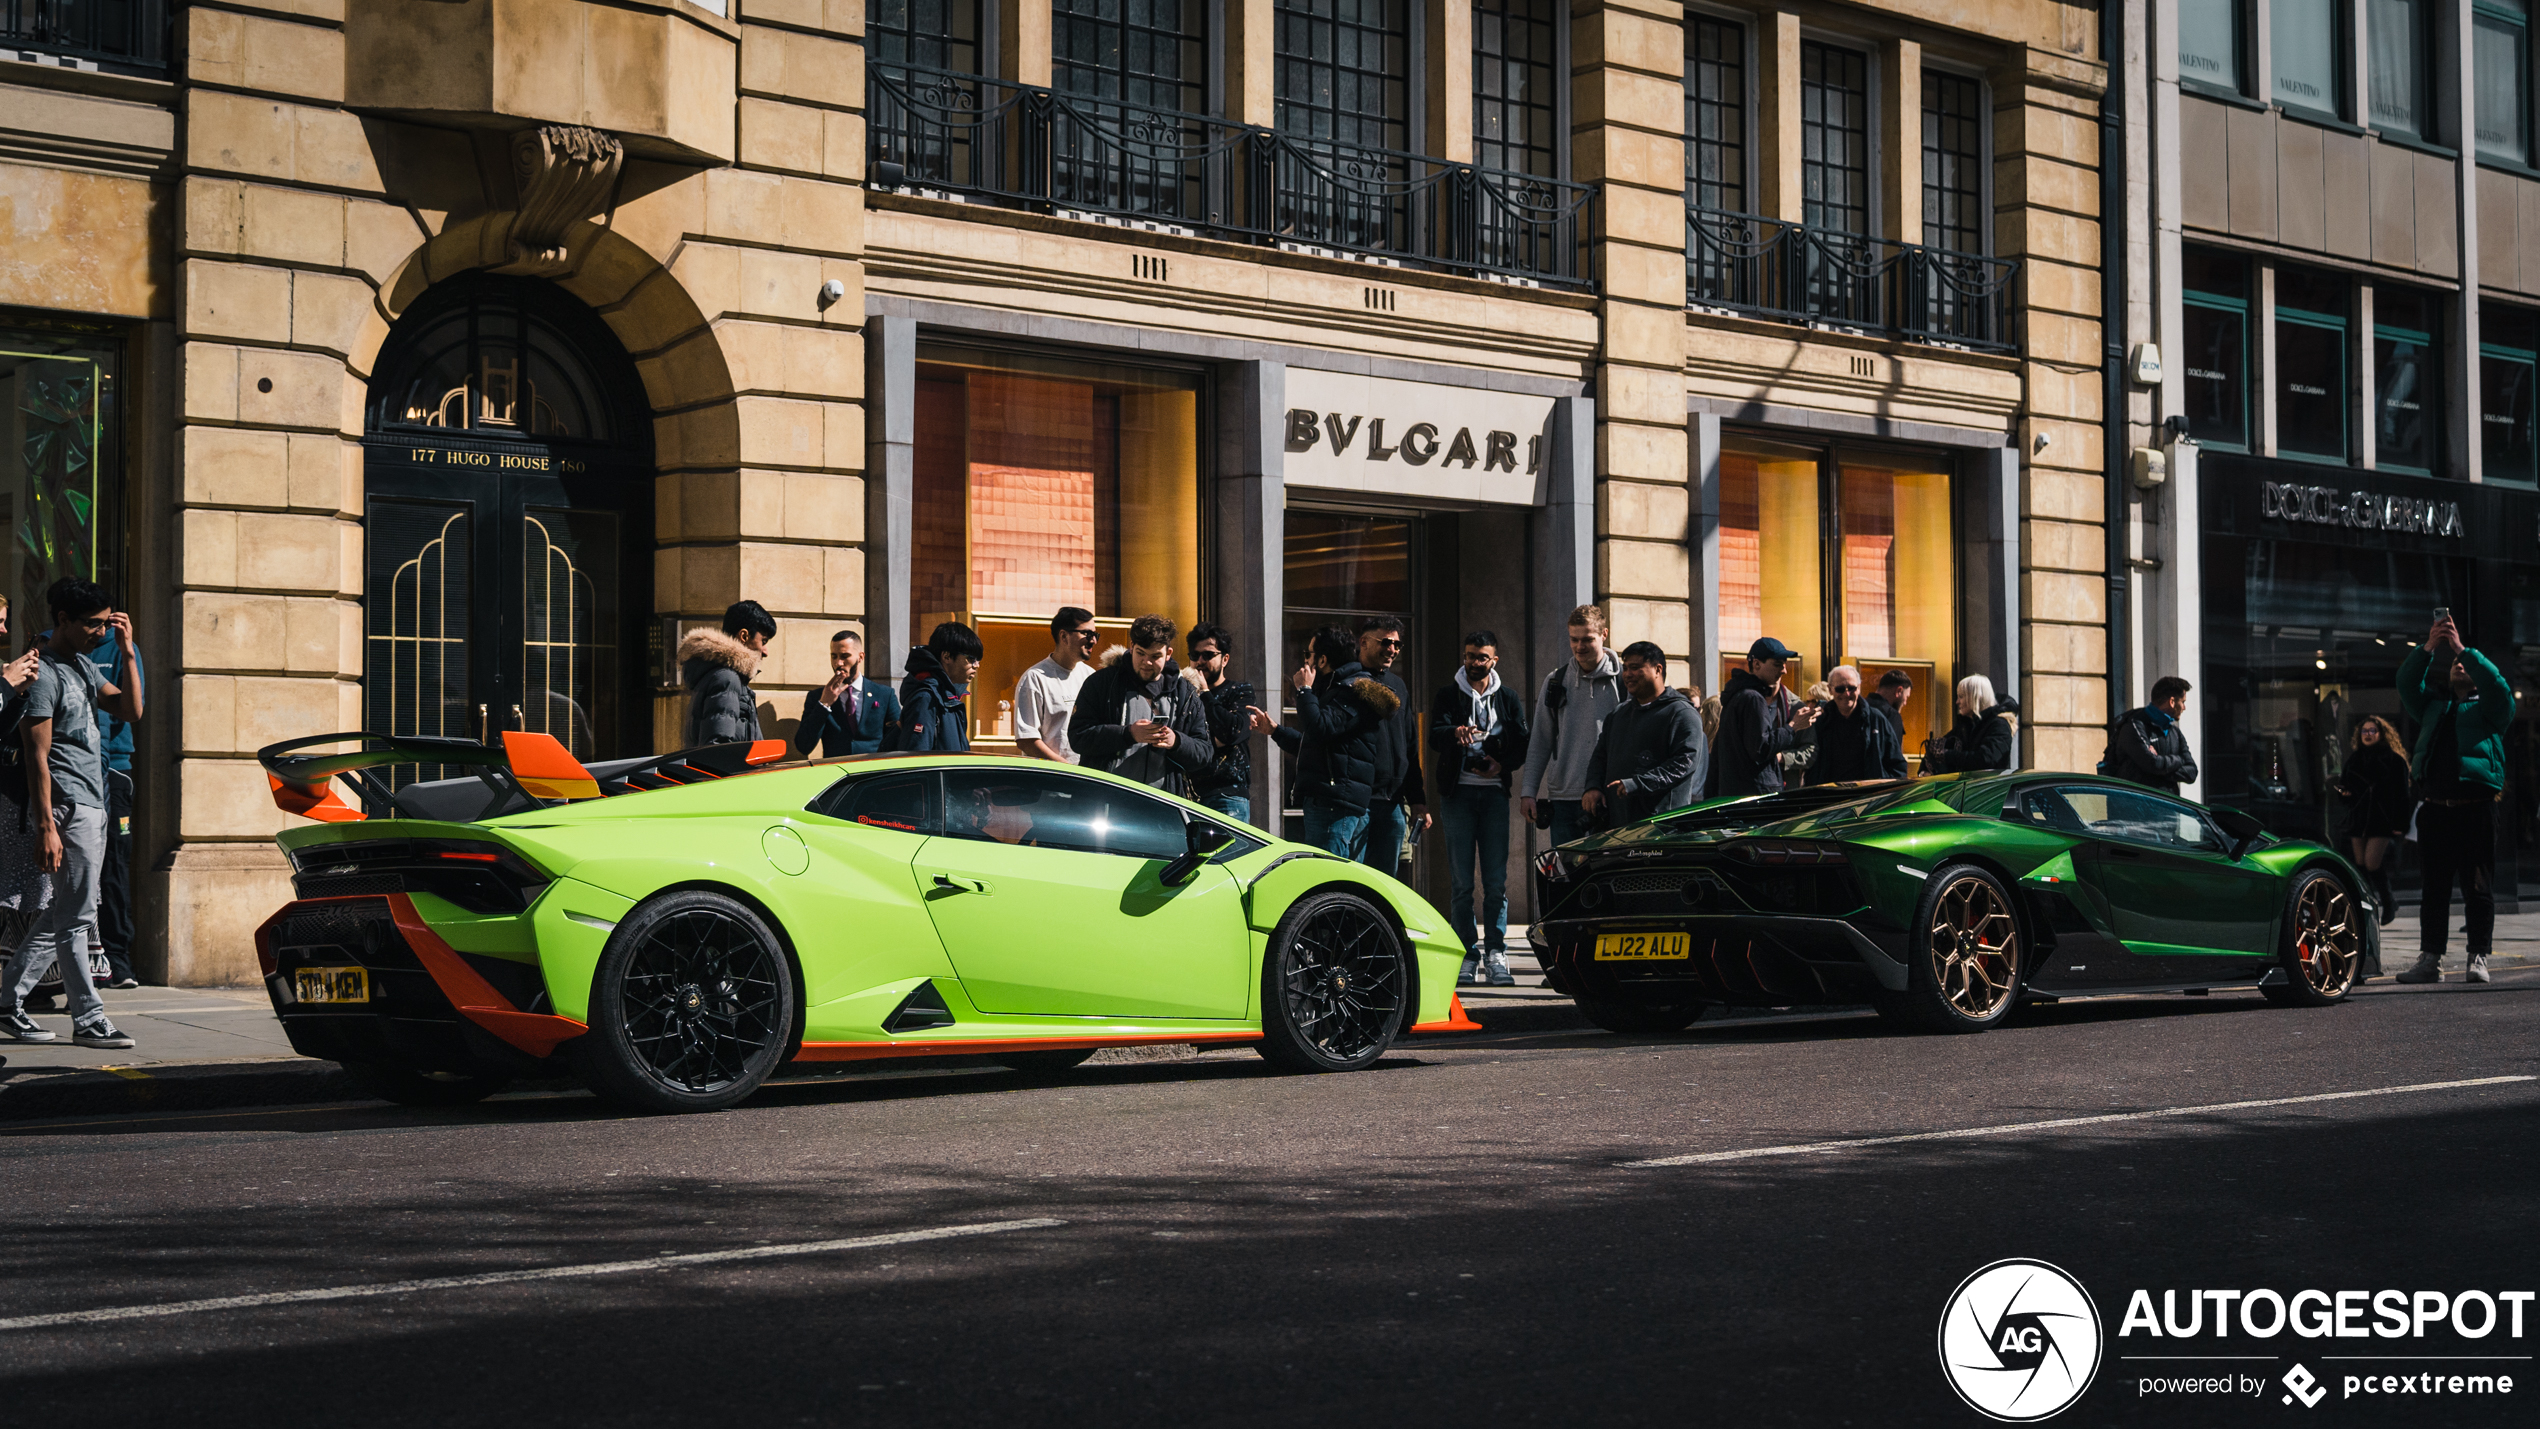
left=2466, top=955, right=2492, bottom=984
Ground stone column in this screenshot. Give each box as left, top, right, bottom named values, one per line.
left=1995, top=45, right=2113, bottom=772
left=1575, top=0, right=1691, bottom=665
left=1882, top=39, right=1922, bottom=245
left=1215, top=360, right=1285, bottom=831
left=1428, top=0, right=1473, bottom=164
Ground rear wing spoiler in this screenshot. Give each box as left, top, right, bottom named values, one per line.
left=256, top=732, right=795, bottom=824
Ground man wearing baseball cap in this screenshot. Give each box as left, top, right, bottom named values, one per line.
left=1704, top=636, right=1821, bottom=799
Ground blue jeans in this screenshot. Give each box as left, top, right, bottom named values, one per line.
left=1358, top=800, right=1408, bottom=878
left=1544, top=798, right=1592, bottom=850
left=1197, top=791, right=1252, bottom=827
left=1441, top=784, right=1511, bottom=953
left=1298, top=798, right=1368, bottom=858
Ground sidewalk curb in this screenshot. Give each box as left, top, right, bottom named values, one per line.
left=0, top=1058, right=355, bottom=1123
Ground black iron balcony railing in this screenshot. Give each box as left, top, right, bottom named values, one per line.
left=1686, top=205, right=2018, bottom=352
left=869, top=62, right=1597, bottom=287
left=2, top=0, right=167, bottom=73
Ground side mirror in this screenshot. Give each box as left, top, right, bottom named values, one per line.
left=2209, top=806, right=2267, bottom=860
left=1160, top=820, right=1237, bottom=886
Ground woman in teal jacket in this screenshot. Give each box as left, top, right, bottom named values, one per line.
left=2393, top=620, right=2516, bottom=983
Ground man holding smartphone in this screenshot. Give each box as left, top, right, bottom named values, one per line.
left=2395, top=612, right=2513, bottom=984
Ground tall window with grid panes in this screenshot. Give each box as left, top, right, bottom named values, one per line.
left=1473, top=0, right=1558, bottom=177
left=1686, top=14, right=1748, bottom=307
left=1050, top=0, right=1210, bottom=220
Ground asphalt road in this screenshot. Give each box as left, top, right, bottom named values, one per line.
left=2, top=972, right=2534, bottom=1427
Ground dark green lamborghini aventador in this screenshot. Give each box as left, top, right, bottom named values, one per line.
left=1527, top=773, right=2379, bottom=1034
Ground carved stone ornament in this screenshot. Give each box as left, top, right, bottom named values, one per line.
left=508, top=125, right=625, bottom=268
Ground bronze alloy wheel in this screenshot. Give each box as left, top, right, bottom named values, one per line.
left=1927, top=870, right=2021, bottom=1021
left=2292, top=876, right=2361, bottom=997
left=2265, top=869, right=2363, bottom=1008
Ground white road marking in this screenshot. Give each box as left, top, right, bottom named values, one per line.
left=0, top=1218, right=1065, bottom=1333
left=1621, top=1075, right=2537, bottom=1168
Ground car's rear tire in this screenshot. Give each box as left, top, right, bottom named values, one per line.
left=342, top=1062, right=509, bottom=1107
left=2261, top=869, right=2363, bottom=1007
left=1256, top=890, right=1407, bottom=1073
left=997, top=1048, right=1096, bottom=1075
left=575, top=890, right=798, bottom=1114
left=1896, top=864, right=2024, bottom=1033
left=1577, top=997, right=1705, bottom=1035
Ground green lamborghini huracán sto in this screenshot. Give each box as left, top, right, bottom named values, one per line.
left=1528, top=773, right=2380, bottom=1034
left=253, top=733, right=1475, bottom=1112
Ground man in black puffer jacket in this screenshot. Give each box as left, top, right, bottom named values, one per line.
left=1183, top=622, right=1257, bottom=825
left=1705, top=637, right=1820, bottom=799
left=1068, top=614, right=1212, bottom=796
left=1272, top=624, right=1396, bottom=857
left=2102, top=675, right=2198, bottom=795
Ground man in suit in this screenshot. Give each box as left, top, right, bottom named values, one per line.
left=794, top=629, right=901, bottom=757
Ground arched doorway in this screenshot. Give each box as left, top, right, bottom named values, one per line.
left=362, top=274, right=654, bottom=772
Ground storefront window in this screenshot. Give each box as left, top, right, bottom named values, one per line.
left=2180, top=0, right=2246, bottom=94
left=2484, top=305, right=2539, bottom=484
left=2373, top=287, right=2439, bottom=475
left=910, top=348, right=1202, bottom=746
left=2369, top=0, right=2428, bottom=136
left=1721, top=438, right=1958, bottom=760
left=2475, top=1, right=2532, bottom=165
left=1, top=328, right=124, bottom=626
left=2276, top=267, right=2350, bottom=465
left=2183, top=247, right=2250, bottom=451
left=2273, top=0, right=2345, bottom=118
left=1719, top=440, right=1823, bottom=691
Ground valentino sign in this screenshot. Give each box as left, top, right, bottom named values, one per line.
left=1280, top=368, right=1560, bottom=506
left=2259, top=480, right=2464, bottom=538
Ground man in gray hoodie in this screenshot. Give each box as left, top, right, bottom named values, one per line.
left=1584, top=642, right=1707, bottom=825
left=1517, top=603, right=1626, bottom=846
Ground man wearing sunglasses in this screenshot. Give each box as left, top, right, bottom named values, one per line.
left=1014, top=606, right=1098, bottom=764
left=1803, top=665, right=1907, bottom=785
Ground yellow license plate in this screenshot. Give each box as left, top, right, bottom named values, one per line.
left=1594, top=932, right=1692, bottom=961
left=293, top=966, right=370, bottom=1004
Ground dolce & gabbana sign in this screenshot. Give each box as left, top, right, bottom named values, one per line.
left=1281, top=368, right=1559, bottom=506
left=2260, top=481, right=2464, bottom=539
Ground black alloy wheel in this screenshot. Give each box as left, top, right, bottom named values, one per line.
left=577, top=890, right=798, bottom=1113
left=342, top=1062, right=510, bottom=1107
left=1576, top=997, right=1705, bottom=1036
left=1258, top=890, right=1407, bottom=1073
left=2261, top=869, right=2362, bottom=1007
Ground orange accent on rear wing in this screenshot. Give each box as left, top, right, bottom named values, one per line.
left=501, top=730, right=602, bottom=800
left=268, top=773, right=364, bottom=823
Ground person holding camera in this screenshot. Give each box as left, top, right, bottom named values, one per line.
left=1430, top=631, right=1530, bottom=987
left=2395, top=614, right=2513, bottom=984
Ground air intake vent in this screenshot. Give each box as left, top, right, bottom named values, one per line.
left=883, top=981, right=956, bottom=1032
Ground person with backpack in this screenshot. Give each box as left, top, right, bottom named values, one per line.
left=3, top=579, right=143, bottom=1050
left=2103, top=676, right=2198, bottom=794
left=1516, top=604, right=1626, bottom=846
left=2394, top=616, right=2514, bottom=985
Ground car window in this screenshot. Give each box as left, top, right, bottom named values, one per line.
left=941, top=768, right=1189, bottom=861
left=2027, top=784, right=2226, bottom=854
left=808, top=771, right=939, bottom=834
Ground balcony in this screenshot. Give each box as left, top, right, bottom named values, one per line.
left=868, top=62, right=1597, bottom=288
left=1686, top=205, right=2018, bottom=353
left=1, top=0, right=165, bottom=74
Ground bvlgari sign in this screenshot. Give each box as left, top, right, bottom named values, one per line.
left=1281, top=368, right=1558, bottom=506
left=2259, top=480, right=2463, bottom=538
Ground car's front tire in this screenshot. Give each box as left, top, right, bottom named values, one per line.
left=1884, top=863, right=2024, bottom=1033
left=575, top=890, right=798, bottom=1113
left=1577, top=997, right=1705, bottom=1035
left=1256, top=890, right=1407, bottom=1073
left=2261, top=868, right=2362, bottom=1007
left=342, top=1062, right=509, bottom=1107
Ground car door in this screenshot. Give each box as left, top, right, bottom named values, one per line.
left=914, top=766, right=1253, bottom=1020
left=2056, top=784, right=2279, bottom=976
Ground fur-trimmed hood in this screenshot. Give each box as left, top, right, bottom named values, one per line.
left=1332, top=663, right=1402, bottom=718
left=678, top=627, right=762, bottom=681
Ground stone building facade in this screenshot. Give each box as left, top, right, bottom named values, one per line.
left=0, top=0, right=2108, bottom=985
